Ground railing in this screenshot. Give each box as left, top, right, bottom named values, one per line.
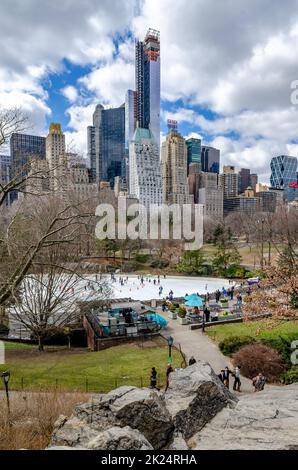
left=1, top=375, right=166, bottom=394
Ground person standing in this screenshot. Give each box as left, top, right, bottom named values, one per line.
left=233, top=365, right=241, bottom=392
left=218, top=369, right=225, bottom=383
left=150, top=367, right=159, bottom=390
left=203, top=306, right=210, bottom=322
left=223, top=366, right=232, bottom=389
left=165, top=364, right=173, bottom=391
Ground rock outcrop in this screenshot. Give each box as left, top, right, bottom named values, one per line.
left=189, top=384, right=298, bottom=450
left=49, top=361, right=298, bottom=450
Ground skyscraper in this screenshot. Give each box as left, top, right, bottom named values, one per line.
left=10, top=132, right=46, bottom=176
left=238, top=168, right=251, bottom=194
left=125, top=90, right=137, bottom=151
left=186, top=138, right=201, bottom=173
left=219, top=167, right=239, bottom=198
left=161, top=129, right=193, bottom=204
left=46, top=123, right=67, bottom=191
left=87, top=103, right=125, bottom=187
left=88, top=104, right=104, bottom=183
left=129, top=127, right=162, bottom=208
left=135, top=29, right=160, bottom=148
left=270, top=155, right=298, bottom=202
left=201, top=146, right=220, bottom=173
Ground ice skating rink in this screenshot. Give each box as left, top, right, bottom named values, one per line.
left=108, top=275, right=232, bottom=301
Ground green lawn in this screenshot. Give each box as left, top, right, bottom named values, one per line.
left=0, top=342, right=182, bottom=393
left=206, top=319, right=298, bottom=344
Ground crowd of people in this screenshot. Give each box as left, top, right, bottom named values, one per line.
left=149, top=361, right=266, bottom=394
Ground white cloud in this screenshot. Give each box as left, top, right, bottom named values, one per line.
left=61, top=86, right=78, bottom=103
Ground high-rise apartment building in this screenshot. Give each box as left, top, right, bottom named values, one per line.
left=125, top=90, right=137, bottom=151
left=219, top=167, right=238, bottom=198
left=46, top=122, right=66, bottom=191
left=129, top=128, right=162, bottom=208
left=186, top=138, right=201, bottom=173
left=87, top=104, right=125, bottom=187
left=135, top=29, right=160, bottom=148
left=161, top=129, right=193, bottom=204
left=201, top=146, right=220, bottom=173
left=198, top=172, right=223, bottom=219
left=270, top=155, right=298, bottom=202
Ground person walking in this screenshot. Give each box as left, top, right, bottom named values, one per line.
left=150, top=367, right=159, bottom=390
left=233, top=365, right=241, bottom=392
left=189, top=356, right=196, bottom=366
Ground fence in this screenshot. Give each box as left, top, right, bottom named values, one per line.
left=1, top=375, right=167, bottom=394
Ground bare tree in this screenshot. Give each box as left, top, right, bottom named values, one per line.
left=0, top=107, right=28, bottom=148
left=9, top=263, right=111, bottom=351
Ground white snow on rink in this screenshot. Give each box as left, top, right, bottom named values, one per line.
left=103, top=275, right=232, bottom=301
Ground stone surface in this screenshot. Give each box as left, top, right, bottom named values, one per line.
left=52, top=386, right=173, bottom=449
left=165, top=362, right=237, bottom=439
left=50, top=362, right=298, bottom=450
left=86, top=426, right=153, bottom=450
left=189, top=384, right=298, bottom=450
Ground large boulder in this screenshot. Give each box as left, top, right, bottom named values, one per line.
left=51, top=386, right=173, bottom=449
left=189, top=384, right=298, bottom=450
left=86, top=426, right=153, bottom=450
left=164, top=362, right=237, bottom=439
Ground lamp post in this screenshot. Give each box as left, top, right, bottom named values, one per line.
left=1, top=371, right=11, bottom=423
left=167, top=336, right=174, bottom=364
left=257, top=219, right=265, bottom=269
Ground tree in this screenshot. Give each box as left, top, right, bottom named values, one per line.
left=9, top=263, right=111, bottom=351
left=177, top=249, right=205, bottom=275
left=212, top=224, right=241, bottom=276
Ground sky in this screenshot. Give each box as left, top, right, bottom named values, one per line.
left=1, top=0, right=298, bottom=182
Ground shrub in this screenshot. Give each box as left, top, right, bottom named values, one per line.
left=225, top=265, right=247, bottom=279
left=135, top=254, right=149, bottom=264
left=178, top=307, right=187, bottom=318
left=281, top=366, right=298, bottom=385
left=232, top=343, right=286, bottom=382
left=260, top=334, right=298, bottom=367
left=122, top=261, right=137, bottom=272
left=150, top=259, right=169, bottom=269
left=0, top=323, right=9, bottom=335
left=219, top=335, right=255, bottom=355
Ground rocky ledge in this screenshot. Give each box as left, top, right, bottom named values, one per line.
left=48, top=361, right=298, bottom=450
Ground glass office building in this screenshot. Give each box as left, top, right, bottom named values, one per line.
left=88, top=104, right=125, bottom=187
left=201, top=145, right=220, bottom=173
left=186, top=138, right=201, bottom=173
left=10, top=133, right=46, bottom=175
left=270, top=155, right=298, bottom=202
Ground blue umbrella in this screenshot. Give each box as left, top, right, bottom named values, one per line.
left=184, top=295, right=204, bottom=307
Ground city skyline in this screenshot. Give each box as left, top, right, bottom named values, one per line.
left=2, top=1, right=298, bottom=182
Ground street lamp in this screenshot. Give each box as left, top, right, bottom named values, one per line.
left=1, top=371, right=11, bottom=421
left=167, top=336, right=174, bottom=364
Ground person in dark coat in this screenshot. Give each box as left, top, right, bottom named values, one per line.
left=189, top=356, right=197, bottom=366
left=150, top=367, right=160, bottom=390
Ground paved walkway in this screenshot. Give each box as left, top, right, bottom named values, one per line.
left=159, top=310, right=252, bottom=394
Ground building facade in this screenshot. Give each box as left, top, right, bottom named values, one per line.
left=238, top=168, right=251, bottom=194
left=186, top=138, right=201, bottom=173
left=0, top=154, right=11, bottom=205
left=198, top=172, right=223, bottom=219
left=135, top=29, right=160, bottom=148
left=129, top=128, right=162, bottom=208
left=201, top=145, right=220, bottom=173
left=270, top=155, right=298, bottom=202
left=161, top=129, right=193, bottom=204
left=219, top=168, right=239, bottom=198
left=87, top=104, right=125, bottom=187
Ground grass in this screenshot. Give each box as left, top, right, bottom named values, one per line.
left=1, top=341, right=34, bottom=350
left=0, top=341, right=182, bottom=392
left=206, top=319, right=298, bottom=344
